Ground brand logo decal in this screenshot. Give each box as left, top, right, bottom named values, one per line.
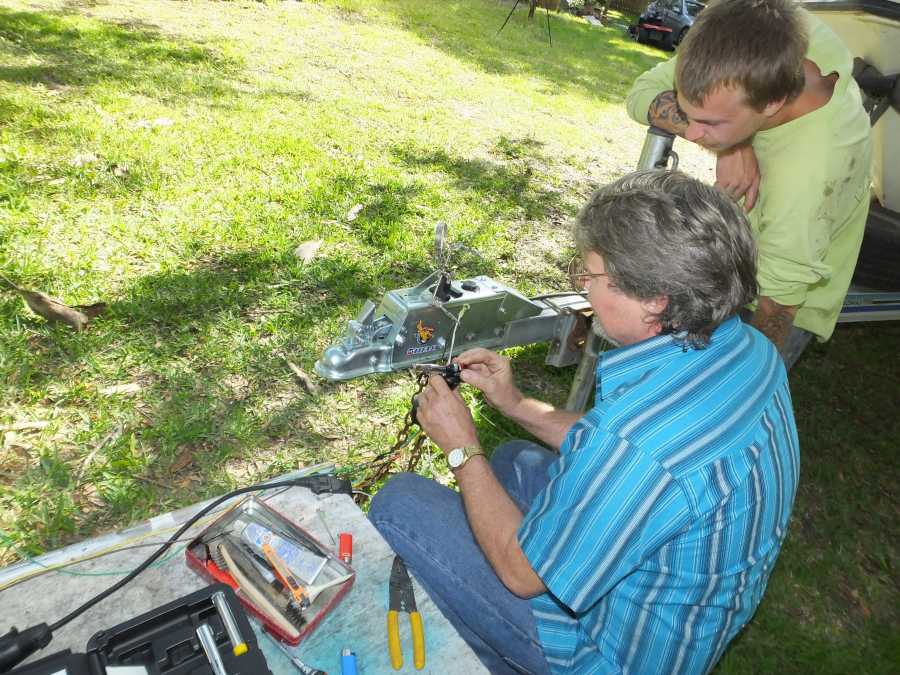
left=415, top=320, right=435, bottom=344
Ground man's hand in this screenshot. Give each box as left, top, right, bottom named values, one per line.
left=456, top=348, right=523, bottom=417
left=415, top=374, right=479, bottom=453
left=715, top=142, right=761, bottom=212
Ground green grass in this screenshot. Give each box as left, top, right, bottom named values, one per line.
left=0, top=0, right=897, bottom=671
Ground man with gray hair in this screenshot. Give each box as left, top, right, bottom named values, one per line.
left=370, top=170, right=800, bottom=674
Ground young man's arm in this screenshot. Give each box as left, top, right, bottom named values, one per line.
left=625, top=56, right=680, bottom=128
left=646, top=90, right=689, bottom=135
left=751, top=296, right=799, bottom=353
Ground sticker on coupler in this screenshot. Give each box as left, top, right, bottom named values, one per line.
left=415, top=320, right=436, bottom=344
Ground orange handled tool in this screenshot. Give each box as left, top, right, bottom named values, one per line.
left=387, top=556, right=425, bottom=670
left=261, top=542, right=310, bottom=609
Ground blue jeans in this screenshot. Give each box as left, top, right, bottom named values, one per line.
left=368, top=441, right=556, bottom=675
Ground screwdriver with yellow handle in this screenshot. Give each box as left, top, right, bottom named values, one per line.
left=387, top=556, right=425, bottom=670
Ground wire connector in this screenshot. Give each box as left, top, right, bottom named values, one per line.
left=292, top=475, right=352, bottom=496
left=0, top=623, right=52, bottom=673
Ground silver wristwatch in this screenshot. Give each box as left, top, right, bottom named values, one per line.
left=447, top=446, right=484, bottom=471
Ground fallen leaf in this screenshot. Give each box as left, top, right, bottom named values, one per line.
left=78, top=482, right=99, bottom=500
left=20, top=289, right=89, bottom=330
left=6, top=437, right=34, bottom=460
left=170, top=448, right=194, bottom=473
left=75, top=302, right=108, bottom=319
left=294, top=239, right=323, bottom=263
left=175, top=472, right=200, bottom=489
left=71, top=152, right=100, bottom=167
left=134, top=474, right=170, bottom=489
left=99, top=382, right=142, bottom=396
left=111, top=163, right=129, bottom=177
left=0, top=421, right=50, bottom=432
left=1, top=273, right=94, bottom=329
left=135, top=117, right=174, bottom=129
left=345, top=203, right=364, bottom=221
left=75, top=483, right=104, bottom=509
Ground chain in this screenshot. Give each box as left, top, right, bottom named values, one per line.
left=354, top=299, right=469, bottom=503
left=354, top=371, right=431, bottom=504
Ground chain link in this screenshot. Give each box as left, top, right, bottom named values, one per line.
left=354, top=371, right=431, bottom=504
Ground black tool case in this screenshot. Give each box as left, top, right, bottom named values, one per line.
left=10, top=585, right=272, bottom=675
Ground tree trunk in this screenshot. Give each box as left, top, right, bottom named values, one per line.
left=528, top=0, right=537, bottom=19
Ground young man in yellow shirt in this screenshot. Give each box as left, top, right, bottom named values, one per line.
left=626, top=0, right=871, bottom=367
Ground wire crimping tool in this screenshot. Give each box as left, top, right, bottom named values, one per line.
left=387, top=556, right=425, bottom=670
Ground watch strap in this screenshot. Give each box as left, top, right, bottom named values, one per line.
left=449, top=446, right=484, bottom=470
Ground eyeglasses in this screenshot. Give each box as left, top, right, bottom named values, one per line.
left=567, top=255, right=608, bottom=291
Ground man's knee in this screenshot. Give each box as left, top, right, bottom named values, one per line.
left=368, top=472, right=424, bottom=523
left=491, top=440, right=554, bottom=473
left=492, top=439, right=542, bottom=467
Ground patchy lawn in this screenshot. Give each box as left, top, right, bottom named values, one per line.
left=0, top=0, right=896, bottom=672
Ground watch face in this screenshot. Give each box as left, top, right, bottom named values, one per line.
left=448, top=448, right=465, bottom=468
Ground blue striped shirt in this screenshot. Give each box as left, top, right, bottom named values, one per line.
left=518, top=317, right=799, bottom=674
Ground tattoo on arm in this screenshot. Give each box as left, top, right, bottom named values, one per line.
left=751, top=297, right=798, bottom=353
left=647, top=90, right=689, bottom=135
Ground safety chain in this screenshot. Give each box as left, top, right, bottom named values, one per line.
left=354, top=371, right=431, bottom=504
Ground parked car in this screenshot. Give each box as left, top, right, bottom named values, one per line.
left=630, top=0, right=705, bottom=50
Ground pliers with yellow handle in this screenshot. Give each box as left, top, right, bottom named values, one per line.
left=387, top=556, right=425, bottom=670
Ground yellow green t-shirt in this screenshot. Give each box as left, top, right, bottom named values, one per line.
left=626, top=11, right=872, bottom=340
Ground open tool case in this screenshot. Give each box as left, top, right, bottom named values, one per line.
left=185, top=495, right=354, bottom=646
left=10, top=584, right=271, bottom=675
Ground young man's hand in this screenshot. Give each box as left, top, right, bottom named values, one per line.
left=716, top=142, right=761, bottom=212
left=456, top=348, right=523, bottom=417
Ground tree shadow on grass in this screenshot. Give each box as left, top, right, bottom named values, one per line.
left=392, top=136, right=564, bottom=222
left=119, top=248, right=379, bottom=333
left=2, top=235, right=424, bottom=412
left=346, top=178, right=426, bottom=251
left=377, top=0, right=665, bottom=103
left=0, top=7, right=239, bottom=100
left=0, top=245, right=390, bottom=549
